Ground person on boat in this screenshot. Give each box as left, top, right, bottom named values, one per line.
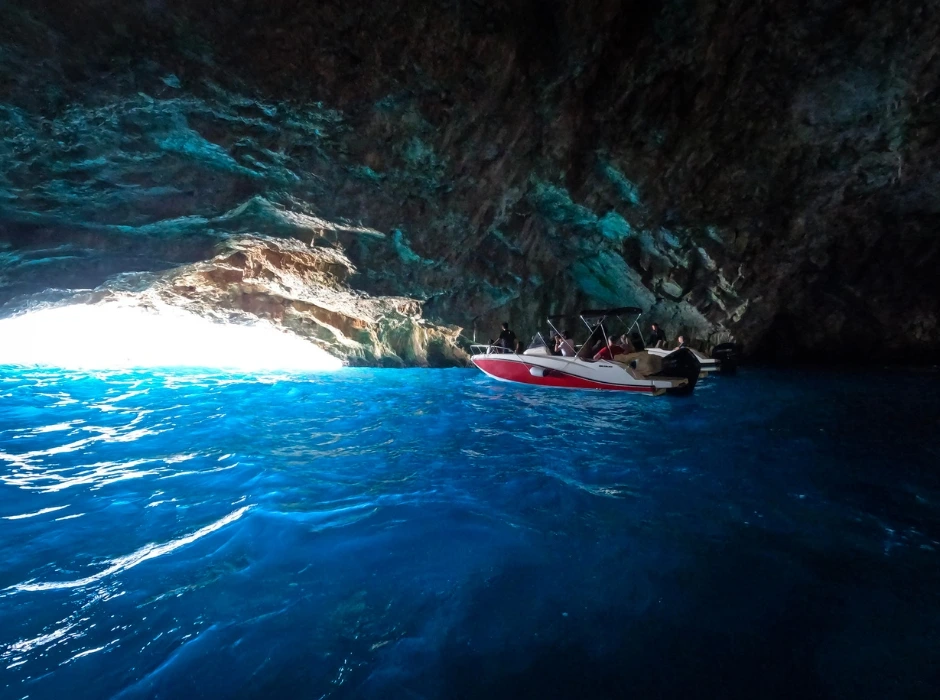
left=675, top=335, right=686, bottom=350
left=588, top=324, right=611, bottom=356
left=492, top=322, right=520, bottom=353
left=619, top=334, right=634, bottom=354
left=555, top=330, right=576, bottom=357
left=593, top=335, right=624, bottom=361
left=650, top=322, right=667, bottom=349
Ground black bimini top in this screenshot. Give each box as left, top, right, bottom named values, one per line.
left=548, top=306, right=643, bottom=321
left=578, top=306, right=643, bottom=317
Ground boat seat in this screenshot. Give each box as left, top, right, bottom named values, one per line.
left=612, top=351, right=663, bottom=378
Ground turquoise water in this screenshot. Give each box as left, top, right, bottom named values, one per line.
left=1, top=367, right=939, bottom=699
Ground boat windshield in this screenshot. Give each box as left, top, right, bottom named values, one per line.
left=526, top=332, right=550, bottom=351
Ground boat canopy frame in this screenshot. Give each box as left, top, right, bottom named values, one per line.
left=470, top=306, right=651, bottom=358
left=547, top=306, right=642, bottom=321
left=545, top=307, right=648, bottom=359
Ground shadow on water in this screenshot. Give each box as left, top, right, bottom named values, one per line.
left=339, top=523, right=940, bottom=700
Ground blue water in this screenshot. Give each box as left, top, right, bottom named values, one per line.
left=1, top=367, right=939, bottom=699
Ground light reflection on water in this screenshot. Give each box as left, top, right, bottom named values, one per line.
left=1, top=366, right=939, bottom=699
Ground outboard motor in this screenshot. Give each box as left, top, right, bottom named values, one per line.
left=653, top=347, right=701, bottom=396
left=712, top=342, right=740, bottom=375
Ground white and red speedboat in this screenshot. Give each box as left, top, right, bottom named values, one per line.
left=470, top=307, right=702, bottom=396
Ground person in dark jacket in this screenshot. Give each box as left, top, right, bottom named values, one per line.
left=649, top=323, right=667, bottom=349
left=492, top=322, right=520, bottom=353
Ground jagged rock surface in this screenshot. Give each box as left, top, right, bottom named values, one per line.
left=157, top=236, right=466, bottom=367
left=1, top=0, right=939, bottom=363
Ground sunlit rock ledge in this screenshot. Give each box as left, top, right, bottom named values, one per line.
left=3, top=235, right=467, bottom=369
left=157, top=235, right=467, bottom=367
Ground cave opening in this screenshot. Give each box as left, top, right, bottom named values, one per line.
left=0, top=301, right=342, bottom=371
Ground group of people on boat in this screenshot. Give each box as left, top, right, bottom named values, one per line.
left=491, top=320, right=685, bottom=358
left=473, top=305, right=723, bottom=395
left=646, top=323, right=687, bottom=350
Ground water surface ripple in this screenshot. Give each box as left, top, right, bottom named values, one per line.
left=1, top=367, right=938, bottom=699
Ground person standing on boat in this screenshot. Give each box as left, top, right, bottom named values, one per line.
left=650, top=322, right=667, bottom=349
left=675, top=335, right=686, bottom=350
left=555, top=331, right=576, bottom=357
left=492, top=322, right=520, bottom=353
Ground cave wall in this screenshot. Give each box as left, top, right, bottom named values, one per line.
left=1, top=0, right=938, bottom=362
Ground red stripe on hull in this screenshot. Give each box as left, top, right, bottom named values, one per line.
left=472, top=357, right=657, bottom=393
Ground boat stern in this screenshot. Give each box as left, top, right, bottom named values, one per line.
left=652, top=347, right=702, bottom=396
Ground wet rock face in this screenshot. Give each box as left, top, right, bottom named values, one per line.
left=2, top=0, right=939, bottom=363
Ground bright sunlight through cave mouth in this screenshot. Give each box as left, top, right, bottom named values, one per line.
left=0, top=301, right=343, bottom=372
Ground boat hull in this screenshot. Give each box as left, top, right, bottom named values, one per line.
left=470, top=352, right=692, bottom=395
